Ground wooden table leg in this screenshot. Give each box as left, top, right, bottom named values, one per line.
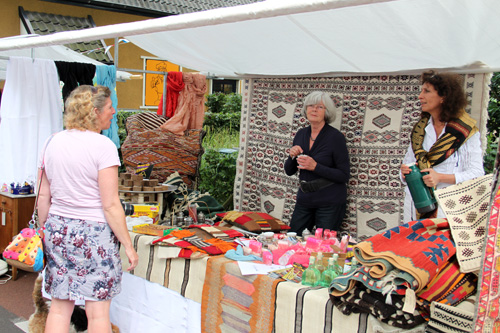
left=11, top=266, right=18, bottom=280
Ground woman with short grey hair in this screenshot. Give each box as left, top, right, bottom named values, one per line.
left=284, top=91, right=350, bottom=235
left=300, top=91, right=337, bottom=124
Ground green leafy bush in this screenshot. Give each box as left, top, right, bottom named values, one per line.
left=205, top=92, right=242, bottom=114
left=203, top=112, right=241, bottom=132
left=204, top=93, right=242, bottom=132
left=224, top=93, right=242, bottom=114
left=205, top=92, right=227, bottom=113
left=199, top=149, right=238, bottom=210
left=484, top=72, right=500, bottom=173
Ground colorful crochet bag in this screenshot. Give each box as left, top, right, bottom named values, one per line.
left=3, top=226, right=45, bottom=272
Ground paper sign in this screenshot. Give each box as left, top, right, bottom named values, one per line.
left=237, top=261, right=291, bottom=275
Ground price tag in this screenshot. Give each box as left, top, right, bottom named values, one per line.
left=403, top=288, right=416, bottom=314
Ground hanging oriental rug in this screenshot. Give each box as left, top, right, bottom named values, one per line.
left=235, top=74, right=489, bottom=240
left=473, top=170, right=500, bottom=332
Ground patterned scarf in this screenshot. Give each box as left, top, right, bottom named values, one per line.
left=411, top=111, right=478, bottom=170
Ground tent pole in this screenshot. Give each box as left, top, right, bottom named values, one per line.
left=162, top=73, right=167, bottom=117
left=114, top=37, right=119, bottom=79
left=116, top=67, right=167, bottom=75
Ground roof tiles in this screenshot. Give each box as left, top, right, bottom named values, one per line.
left=22, top=9, right=112, bottom=63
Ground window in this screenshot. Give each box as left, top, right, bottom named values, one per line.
left=212, top=79, right=238, bottom=94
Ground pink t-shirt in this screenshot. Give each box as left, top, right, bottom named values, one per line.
left=41, top=130, right=120, bottom=221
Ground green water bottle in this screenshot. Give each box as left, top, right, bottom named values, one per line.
left=320, top=257, right=338, bottom=287
left=331, top=253, right=343, bottom=276
left=315, top=252, right=326, bottom=275
left=302, top=256, right=321, bottom=287
left=405, top=162, right=437, bottom=214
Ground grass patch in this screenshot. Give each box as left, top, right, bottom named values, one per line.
left=202, top=126, right=239, bottom=150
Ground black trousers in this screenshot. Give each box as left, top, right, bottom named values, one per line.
left=289, top=202, right=346, bottom=236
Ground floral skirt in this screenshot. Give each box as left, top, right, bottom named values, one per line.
left=43, top=214, right=122, bottom=301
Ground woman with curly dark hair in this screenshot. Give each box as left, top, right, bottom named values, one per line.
left=400, top=70, right=484, bottom=221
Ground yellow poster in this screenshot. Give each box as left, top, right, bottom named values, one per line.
left=145, top=59, right=180, bottom=107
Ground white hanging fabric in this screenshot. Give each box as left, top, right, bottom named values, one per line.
left=0, top=56, right=63, bottom=186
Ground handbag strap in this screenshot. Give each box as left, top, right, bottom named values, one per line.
left=30, top=134, right=56, bottom=229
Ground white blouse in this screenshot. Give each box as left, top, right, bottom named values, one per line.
left=401, top=117, right=485, bottom=222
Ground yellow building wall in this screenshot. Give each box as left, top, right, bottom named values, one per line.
left=0, top=0, right=159, bottom=110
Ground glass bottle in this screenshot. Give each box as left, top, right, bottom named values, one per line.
left=315, top=252, right=326, bottom=275
left=331, top=253, right=343, bottom=276
left=347, top=257, right=359, bottom=273
left=320, top=257, right=338, bottom=287
left=302, top=256, right=321, bottom=287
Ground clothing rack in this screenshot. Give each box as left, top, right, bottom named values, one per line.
left=2, top=40, right=170, bottom=113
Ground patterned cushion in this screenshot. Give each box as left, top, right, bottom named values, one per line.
left=216, top=211, right=290, bottom=233
left=122, top=114, right=205, bottom=188
left=130, top=112, right=168, bottom=130
left=434, top=174, right=494, bottom=273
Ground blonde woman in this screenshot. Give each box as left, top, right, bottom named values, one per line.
left=37, top=85, right=138, bottom=332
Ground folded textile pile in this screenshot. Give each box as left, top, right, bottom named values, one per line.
left=331, top=283, right=426, bottom=329
left=153, top=229, right=237, bottom=258
left=329, top=218, right=476, bottom=329
left=216, top=210, right=291, bottom=233
left=417, top=259, right=477, bottom=319
left=188, top=224, right=244, bottom=241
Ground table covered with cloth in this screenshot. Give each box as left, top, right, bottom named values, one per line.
left=111, top=231, right=427, bottom=332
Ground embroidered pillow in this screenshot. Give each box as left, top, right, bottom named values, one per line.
left=434, top=174, right=494, bottom=273
left=216, top=211, right=290, bottom=233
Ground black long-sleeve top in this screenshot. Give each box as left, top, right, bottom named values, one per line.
left=284, top=124, right=350, bottom=207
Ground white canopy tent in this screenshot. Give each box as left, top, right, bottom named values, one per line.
left=125, top=0, right=500, bottom=77
left=0, top=0, right=499, bottom=77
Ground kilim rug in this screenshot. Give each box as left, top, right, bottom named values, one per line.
left=234, top=74, right=490, bottom=240
left=120, top=232, right=209, bottom=303
left=434, top=174, right=494, bottom=273
left=473, top=170, right=500, bottom=332
left=201, top=256, right=280, bottom=333
left=350, top=218, right=455, bottom=293
left=427, top=300, right=475, bottom=333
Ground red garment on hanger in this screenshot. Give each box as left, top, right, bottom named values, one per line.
left=160, top=73, right=207, bottom=135
left=157, top=71, right=185, bottom=117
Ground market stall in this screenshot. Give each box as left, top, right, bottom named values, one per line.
left=110, top=231, right=427, bottom=333
left=2, top=1, right=500, bottom=332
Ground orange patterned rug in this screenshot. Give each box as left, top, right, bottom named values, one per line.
left=201, top=256, right=280, bottom=333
